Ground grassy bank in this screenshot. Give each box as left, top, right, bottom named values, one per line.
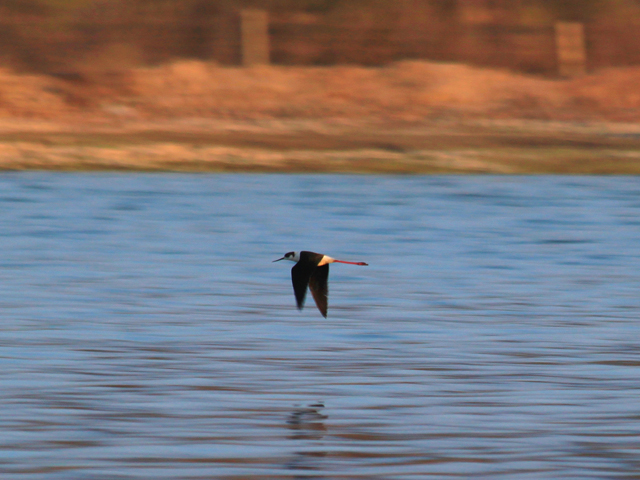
left=0, top=119, right=639, bottom=173
left=0, top=60, right=639, bottom=173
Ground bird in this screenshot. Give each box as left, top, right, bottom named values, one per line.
left=273, top=251, right=368, bottom=317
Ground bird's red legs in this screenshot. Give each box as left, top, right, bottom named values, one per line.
left=333, top=260, right=368, bottom=266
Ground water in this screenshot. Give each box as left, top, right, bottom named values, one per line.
left=1, top=173, right=640, bottom=479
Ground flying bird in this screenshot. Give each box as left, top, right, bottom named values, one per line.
left=273, top=251, right=368, bottom=317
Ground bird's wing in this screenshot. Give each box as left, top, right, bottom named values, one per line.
left=291, top=262, right=312, bottom=310
left=308, top=264, right=329, bottom=318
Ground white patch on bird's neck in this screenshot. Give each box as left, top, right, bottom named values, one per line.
left=317, top=255, right=334, bottom=266
left=287, top=252, right=300, bottom=262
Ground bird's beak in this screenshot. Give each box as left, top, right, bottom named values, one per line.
left=272, top=257, right=285, bottom=262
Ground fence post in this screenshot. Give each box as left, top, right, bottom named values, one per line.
left=240, top=9, right=270, bottom=66
left=555, top=22, right=586, bottom=77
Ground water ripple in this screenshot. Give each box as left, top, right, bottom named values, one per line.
left=0, top=173, right=639, bottom=479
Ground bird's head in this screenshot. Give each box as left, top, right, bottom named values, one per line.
left=273, top=251, right=300, bottom=263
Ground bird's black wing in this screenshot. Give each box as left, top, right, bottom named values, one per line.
left=291, top=262, right=312, bottom=310
left=308, top=264, right=329, bottom=318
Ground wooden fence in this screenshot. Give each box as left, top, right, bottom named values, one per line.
left=267, top=13, right=637, bottom=77
left=0, top=9, right=638, bottom=77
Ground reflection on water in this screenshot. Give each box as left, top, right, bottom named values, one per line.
left=1, top=173, right=640, bottom=479
left=287, top=403, right=327, bottom=478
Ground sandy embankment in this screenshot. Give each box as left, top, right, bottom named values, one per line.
left=0, top=60, right=639, bottom=172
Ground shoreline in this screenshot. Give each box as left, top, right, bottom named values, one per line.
left=0, top=118, right=639, bottom=173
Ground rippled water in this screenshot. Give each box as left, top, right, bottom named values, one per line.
left=1, top=173, right=640, bottom=479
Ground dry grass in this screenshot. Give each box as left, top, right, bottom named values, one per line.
left=119, top=61, right=640, bottom=123
left=0, top=60, right=638, bottom=172
left=1, top=140, right=639, bottom=174
left=0, top=68, right=73, bottom=118
left=124, top=60, right=557, bottom=121
left=0, top=59, right=637, bottom=124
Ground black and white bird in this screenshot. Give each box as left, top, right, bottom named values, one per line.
left=273, top=251, right=368, bottom=317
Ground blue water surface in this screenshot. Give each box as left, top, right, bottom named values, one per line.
left=0, top=173, right=639, bottom=479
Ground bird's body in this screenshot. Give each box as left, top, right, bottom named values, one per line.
left=273, top=251, right=368, bottom=317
